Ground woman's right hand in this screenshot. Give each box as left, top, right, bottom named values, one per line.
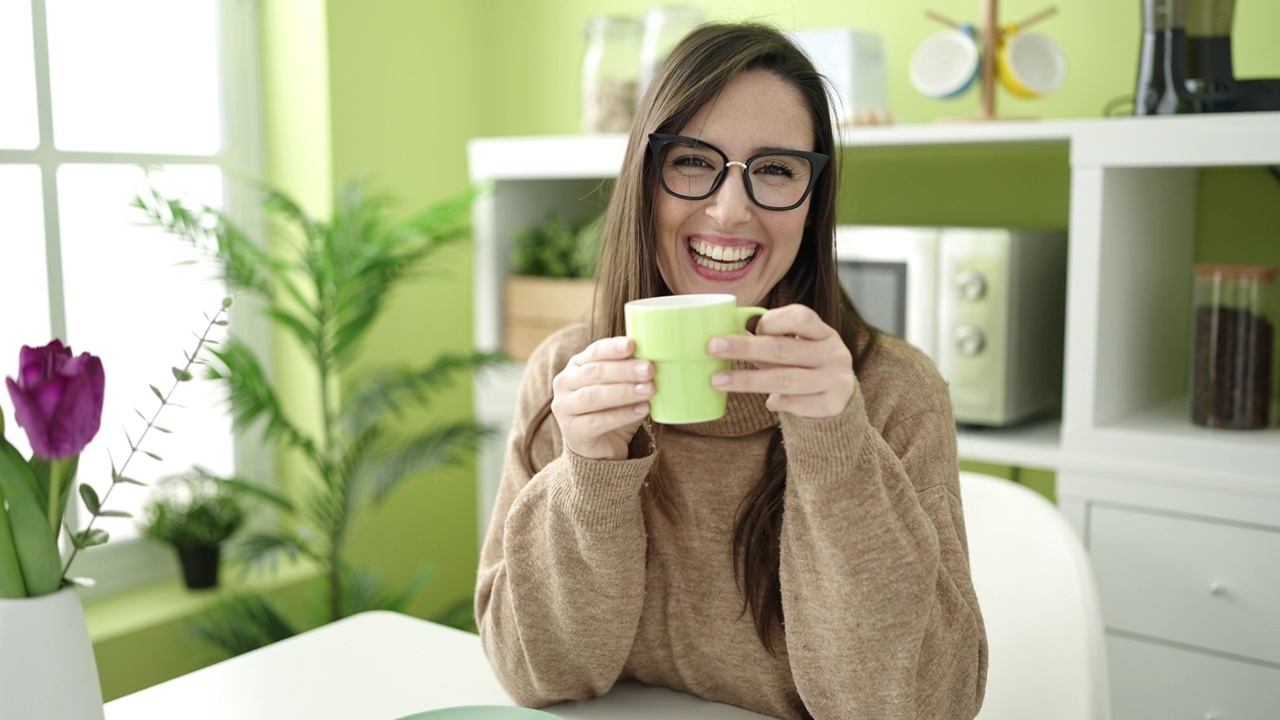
left=551, top=337, right=654, bottom=461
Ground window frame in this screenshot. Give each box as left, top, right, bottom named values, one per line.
left=0, top=0, right=269, bottom=598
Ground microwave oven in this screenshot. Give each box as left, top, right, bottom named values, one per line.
left=835, top=225, right=1069, bottom=427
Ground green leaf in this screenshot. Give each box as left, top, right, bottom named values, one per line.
left=96, top=510, right=133, bottom=519
left=72, top=528, right=109, bottom=549
left=144, top=451, right=164, bottom=462
left=189, top=593, right=297, bottom=657
left=150, top=385, right=166, bottom=402
left=359, top=421, right=490, bottom=506
left=215, top=476, right=294, bottom=511
left=79, top=484, right=102, bottom=515
left=221, top=296, right=234, bottom=309
left=172, top=367, right=194, bottom=382
left=0, top=483, right=29, bottom=596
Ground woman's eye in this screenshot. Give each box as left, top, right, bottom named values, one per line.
left=671, top=153, right=715, bottom=169
left=755, top=161, right=796, bottom=178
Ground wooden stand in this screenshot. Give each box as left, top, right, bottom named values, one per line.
left=926, top=0, right=1058, bottom=121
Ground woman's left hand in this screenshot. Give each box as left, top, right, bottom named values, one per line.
left=708, top=303, right=854, bottom=418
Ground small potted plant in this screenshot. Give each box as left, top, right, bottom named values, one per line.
left=504, top=211, right=604, bottom=361
left=138, top=469, right=247, bottom=590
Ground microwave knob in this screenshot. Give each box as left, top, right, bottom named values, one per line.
left=955, top=269, right=988, bottom=301
left=953, top=325, right=986, bottom=356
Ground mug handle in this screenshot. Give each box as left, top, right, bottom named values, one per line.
left=738, top=306, right=767, bottom=333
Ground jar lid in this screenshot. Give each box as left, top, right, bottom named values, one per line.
left=1194, top=264, right=1278, bottom=284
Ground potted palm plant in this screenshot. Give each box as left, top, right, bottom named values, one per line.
left=133, top=177, right=505, bottom=655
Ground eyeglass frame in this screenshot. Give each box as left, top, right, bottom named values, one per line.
left=647, top=132, right=830, bottom=212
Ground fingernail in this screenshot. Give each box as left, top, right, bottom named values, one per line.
left=634, top=403, right=649, bottom=415
left=711, top=372, right=729, bottom=388
left=635, top=382, right=653, bottom=396
left=634, top=361, right=650, bottom=377
left=708, top=338, right=728, bottom=355
left=616, top=338, right=630, bottom=352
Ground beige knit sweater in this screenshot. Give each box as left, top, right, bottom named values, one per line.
left=476, top=322, right=988, bottom=719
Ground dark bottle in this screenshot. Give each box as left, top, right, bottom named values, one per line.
left=1185, top=0, right=1239, bottom=111
left=1135, top=0, right=1193, bottom=115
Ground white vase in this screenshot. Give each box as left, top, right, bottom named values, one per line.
left=0, top=587, right=105, bottom=720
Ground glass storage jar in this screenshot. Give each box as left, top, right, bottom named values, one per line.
left=637, top=5, right=704, bottom=102
left=1190, top=264, right=1277, bottom=429
left=581, top=15, right=642, bottom=134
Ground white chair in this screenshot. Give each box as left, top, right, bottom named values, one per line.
left=959, top=470, right=1111, bottom=720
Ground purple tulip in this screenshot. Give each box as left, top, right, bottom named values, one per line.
left=5, top=340, right=106, bottom=460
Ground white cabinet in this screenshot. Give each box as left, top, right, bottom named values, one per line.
left=467, top=112, right=1280, bottom=717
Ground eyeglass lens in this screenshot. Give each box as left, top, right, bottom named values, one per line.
left=658, top=141, right=815, bottom=210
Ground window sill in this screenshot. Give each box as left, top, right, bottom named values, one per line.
left=84, top=556, right=321, bottom=701
left=85, top=557, right=318, bottom=643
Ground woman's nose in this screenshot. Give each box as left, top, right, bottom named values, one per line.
left=705, top=166, right=753, bottom=227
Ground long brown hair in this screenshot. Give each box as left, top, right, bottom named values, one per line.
left=521, top=22, right=879, bottom=653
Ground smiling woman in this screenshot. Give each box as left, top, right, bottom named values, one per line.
left=0, top=0, right=265, bottom=597
left=476, top=21, right=987, bottom=720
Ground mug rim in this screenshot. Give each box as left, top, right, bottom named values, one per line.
left=625, top=293, right=738, bottom=310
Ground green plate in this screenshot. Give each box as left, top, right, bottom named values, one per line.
left=393, top=707, right=561, bottom=720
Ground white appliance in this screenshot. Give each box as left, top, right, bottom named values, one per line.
left=787, top=28, right=893, bottom=125
left=835, top=225, right=1069, bottom=427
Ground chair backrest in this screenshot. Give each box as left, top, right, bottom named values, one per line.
left=958, top=471, right=1110, bottom=720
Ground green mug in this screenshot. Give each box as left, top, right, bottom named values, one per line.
left=625, top=293, right=766, bottom=424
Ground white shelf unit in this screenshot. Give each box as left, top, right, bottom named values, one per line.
left=468, top=112, right=1280, bottom=719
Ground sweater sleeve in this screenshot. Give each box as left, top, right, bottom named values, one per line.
left=777, top=362, right=988, bottom=719
left=474, top=328, right=656, bottom=707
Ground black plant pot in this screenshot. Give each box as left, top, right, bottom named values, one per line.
left=176, top=545, right=221, bottom=590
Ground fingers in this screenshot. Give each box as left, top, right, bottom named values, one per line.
left=712, top=365, right=847, bottom=396
left=706, top=304, right=856, bottom=419
left=754, top=304, right=833, bottom=341
left=557, top=338, right=654, bottom=394
left=709, top=331, right=850, bottom=369
left=552, top=337, right=654, bottom=457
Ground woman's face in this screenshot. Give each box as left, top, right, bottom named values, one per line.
left=654, top=69, right=816, bottom=306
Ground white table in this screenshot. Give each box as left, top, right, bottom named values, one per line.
left=104, top=611, right=770, bottom=719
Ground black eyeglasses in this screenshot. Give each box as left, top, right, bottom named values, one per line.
left=648, top=133, right=829, bottom=211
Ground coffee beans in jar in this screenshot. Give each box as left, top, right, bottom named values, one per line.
left=581, top=16, right=641, bottom=134
left=1190, top=264, right=1277, bottom=429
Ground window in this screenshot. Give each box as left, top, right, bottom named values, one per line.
left=0, top=0, right=265, bottom=596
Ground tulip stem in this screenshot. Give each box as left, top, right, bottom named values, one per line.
left=46, top=459, right=70, bottom=533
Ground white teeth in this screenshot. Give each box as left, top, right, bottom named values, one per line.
left=693, top=254, right=750, bottom=272
left=689, top=238, right=755, bottom=265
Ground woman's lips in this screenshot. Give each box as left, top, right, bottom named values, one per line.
left=686, top=236, right=760, bottom=280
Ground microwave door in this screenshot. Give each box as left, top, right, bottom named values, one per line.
left=839, top=260, right=908, bottom=339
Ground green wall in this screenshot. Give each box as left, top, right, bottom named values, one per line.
left=324, top=0, right=488, bottom=622
left=92, top=0, right=1280, bottom=702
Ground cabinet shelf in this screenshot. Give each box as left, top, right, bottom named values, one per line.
left=957, top=418, right=1062, bottom=471
left=1084, top=397, right=1280, bottom=488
